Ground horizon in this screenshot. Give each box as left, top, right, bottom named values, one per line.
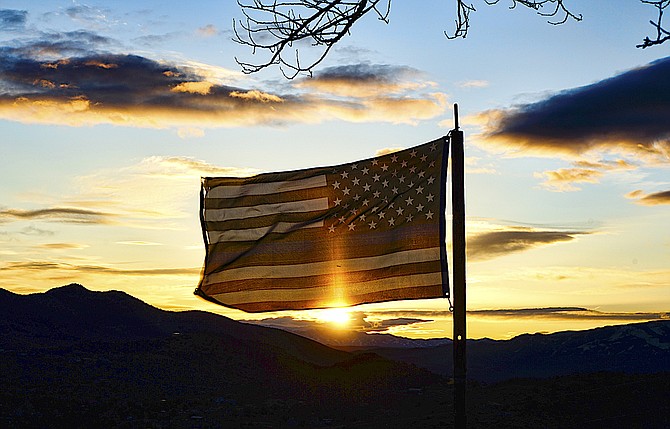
left=1, top=1, right=669, bottom=340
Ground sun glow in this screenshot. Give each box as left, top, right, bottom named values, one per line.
left=313, top=307, right=352, bottom=328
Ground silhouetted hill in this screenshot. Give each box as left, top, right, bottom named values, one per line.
left=0, top=284, right=440, bottom=428
left=355, top=320, right=670, bottom=383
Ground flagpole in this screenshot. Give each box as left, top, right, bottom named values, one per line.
left=451, top=104, right=467, bottom=428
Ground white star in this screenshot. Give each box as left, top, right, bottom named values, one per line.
left=421, top=154, right=427, bottom=162
left=362, top=199, right=369, bottom=206
left=409, top=166, right=417, bottom=174
left=361, top=167, right=369, bottom=175
left=405, top=196, right=414, bottom=206
left=342, top=187, right=350, bottom=195
left=348, top=223, right=356, bottom=231
left=378, top=211, right=385, bottom=219
left=418, top=171, right=425, bottom=178
left=426, top=211, right=434, bottom=220
left=388, top=217, right=395, bottom=226
left=340, top=171, right=349, bottom=179
left=353, top=194, right=361, bottom=201
left=415, top=186, right=424, bottom=194
left=371, top=159, right=379, bottom=166
left=363, top=183, right=371, bottom=192
left=382, top=179, right=389, bottom=188
left=359, top=214, right=366, bottom=221
left=408, top=181, right=414, bottom=188
left=410, top=150, right=417, bottom=157
left=429, top=161, right=435, bottom=168
left=351, top=163, right=358, bottom=170
left=406, top=214, right=414, bottom=222
left=399, top=175, right=405, bottom=183
left=401, top=160, right=408, bottom=168
left=430, top=142, right=437, bottom=151
left=427, top=176, right=435, bottom=185
left=372, top=174, right=380, bottom=182
left=352, top=177, right=360, bottom=186
left=381, top=164, right=389, bottom=171
left=369, top=221, right=377, bottom=229
left=416, top=204, right=424, bottom=212
left=396, top=207, right=404, bottom=215
left=339, top=215, right=346, bottom=223
left=391, top=154, right=398, bottom=163
left=426, top=193, right=434, bottom=202
left=328, top=225, right=336, bottom=233
left=371, top=206, right=378, bottom=212
left=392, top=187, right=399, bottom=194
left=333, top=197, right=342, bottom=206
left=373, top=191, right=380, bottom=198
left=332, top=181, right=340, bottom=189
left=392, top=170, right=398, bottom=177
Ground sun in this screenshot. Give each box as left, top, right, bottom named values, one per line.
left=314, top=307, right=352, bottom=328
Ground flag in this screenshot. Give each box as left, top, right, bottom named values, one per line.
left=196, top=137, right=450, bottom=312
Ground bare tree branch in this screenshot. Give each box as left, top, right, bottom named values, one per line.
left=232, top=1, right=667, bottom=78
left=638, top=0, right=670, bottom=48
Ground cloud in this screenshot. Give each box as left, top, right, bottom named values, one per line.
left=533, top=167, right=603, bottom=192
left=19, top=226, right=55, bottom=236
left=0, top=9, right=27, bottom=30
left=115, top=241, right=163, bottom=246
left=479, top=57, right=670, bottom=164
left=196, top=24, right=218, bottom=37
left=0, top=42, right=447, bottom=128
left=626, top=189, right=670, bottom=206
left=458, top=80, right=489, bottom=88
left=1, top=261, right=200, bottom=276
left=36, top=243, right=89, bottom=250
left=295, top=63, right=433, bottom=98
left=0, top=207, right=115, bottom=224
left=467, top=308, right=670, bottom=321
left=468, top=227, right=588, bottom=261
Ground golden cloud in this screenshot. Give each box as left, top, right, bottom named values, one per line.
left=626, top=189, right=670, bottom=206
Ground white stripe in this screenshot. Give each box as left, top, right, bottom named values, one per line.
left=208, top=220, right=323, bottom=242
left=207, top=175, right=327, bottom=198
left=203, top=247, right=441, bottom=282
left=210, top=272, right=444, bottom=305
left=205, top=197, right=329, bottom=222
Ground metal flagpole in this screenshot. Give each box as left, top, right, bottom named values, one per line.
left=451, top=104, right=467, bottom=428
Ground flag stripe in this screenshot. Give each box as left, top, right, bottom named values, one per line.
left=227, top=284, right=443, bottom=312
left=205, top=223, right=442, bottom=269
left=204, top=197, right=329, bottom=222
left=207, top=220, right=324, bottom=242
left=201, top=260, right=440, bottom=293
left=210, top=272, right=443, bottom=307
left=204, top=246, right=441, bottom=282
left=207, top=175, right=327, bottom=198
left=204, top=186, right=330, bottom=209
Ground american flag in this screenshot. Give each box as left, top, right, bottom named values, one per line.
left=196, top=137, right=450, bottom=312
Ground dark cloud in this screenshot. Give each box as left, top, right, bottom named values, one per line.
left=0, top=9, right=27, bottom=31
left=627, top=189, right=670, bottom=206
left=482, top=57, right=670, bottom=162
left=468, top=308, right=670, bottom=321
left=367, top=308, right=669, bottom=321
left=1, top=30, right=115, bottom=60
left=0, top=48, right=445, bottom=126
left=0, top=207, right=115, bottom=224
left=468, top=229, right=588, bottom=261
left=1, top=261, right=200, bottom=276
left=296, top=63, right=429, bottom=97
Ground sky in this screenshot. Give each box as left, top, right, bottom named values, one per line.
left=1, top=0, right=668, bottom=340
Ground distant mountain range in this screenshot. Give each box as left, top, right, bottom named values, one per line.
left=2, top=284, right=669, bottom=428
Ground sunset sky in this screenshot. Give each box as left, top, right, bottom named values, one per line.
left=1, top=1, right=668, bottom=340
